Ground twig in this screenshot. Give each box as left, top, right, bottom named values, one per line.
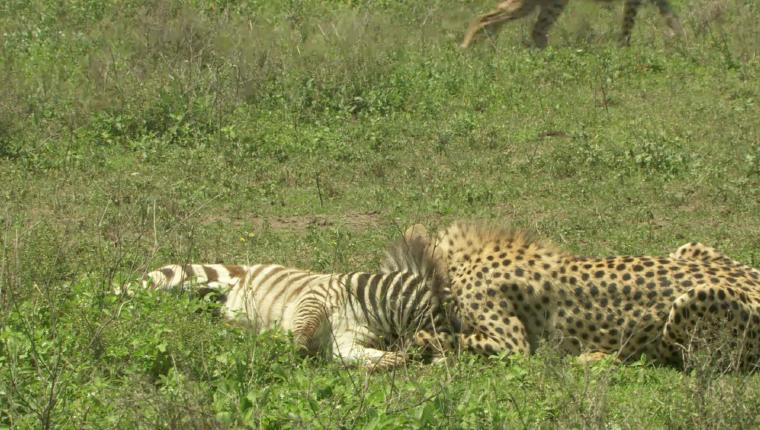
left=97, top=199, right=112, bottom=228
left=316, top=174, right=324, bottom=208
left=152, top=199, right=158, bottom=252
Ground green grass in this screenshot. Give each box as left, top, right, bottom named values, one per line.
left=2, top=0, right=760, bottom=427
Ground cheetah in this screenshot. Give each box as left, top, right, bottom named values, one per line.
left=390, top=222, right=760, bottom=370
left=461, top=0, right=684, bottom=48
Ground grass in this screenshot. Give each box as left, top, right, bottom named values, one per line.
left=2, top=0, right=760, bottom=427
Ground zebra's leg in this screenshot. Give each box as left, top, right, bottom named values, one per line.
left=332, top=331, right=409, bottom=369
left=531, top=0, right=568, bottom=48
left=620, top=0, right=643, bottom=46
left=461, top=0, right=539, bottom=48
left=651, top=0, right=683, bottom=38
left=292, top=295, right=330, bottom=355
left=368, top=351, right=410, bottom=370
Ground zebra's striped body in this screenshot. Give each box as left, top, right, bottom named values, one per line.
left=144, top=240, right=455, bottom=368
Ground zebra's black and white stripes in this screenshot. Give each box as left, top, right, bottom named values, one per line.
left=144, top=239, right=456, bottom=368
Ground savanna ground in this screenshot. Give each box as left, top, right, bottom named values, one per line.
left=1, top=0, right=760, bottom=428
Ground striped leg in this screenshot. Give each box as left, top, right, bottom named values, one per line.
left=369, top=351, right=410, bottom=370
left=332, top=331, right=409, bottom=369
left=461, top=0, right=539, bottom=48
left=292, top=293, right=330, bottom=355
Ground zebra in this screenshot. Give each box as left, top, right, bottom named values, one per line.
left=143, top=238, right=457, bottom=369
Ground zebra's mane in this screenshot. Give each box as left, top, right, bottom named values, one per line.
left=381, top=236, right=449, bottom=300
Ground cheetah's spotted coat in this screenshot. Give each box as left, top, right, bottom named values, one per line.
left=397, top=222, right=760, bottom=369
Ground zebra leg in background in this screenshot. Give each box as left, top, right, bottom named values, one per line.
left=461, top=0, right=539, bottom=48
left=651, top=0, right=683, bottom=38
left=531, top=0, right=568, bottom=48
left=620, top=0, right=643, bottom=45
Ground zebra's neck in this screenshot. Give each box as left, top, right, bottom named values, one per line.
left=342, top=271, right=434, bottom=339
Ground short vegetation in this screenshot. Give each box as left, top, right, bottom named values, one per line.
left=1, top=0, right=760, bottom=428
